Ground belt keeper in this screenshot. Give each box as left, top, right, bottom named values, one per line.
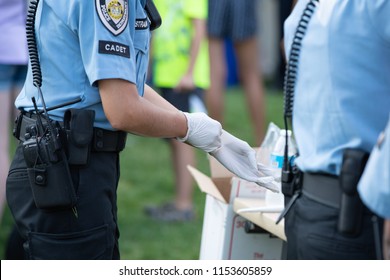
left=94, top=129, right=105, bottom=150
left=92, top=129, right=127, bottom=152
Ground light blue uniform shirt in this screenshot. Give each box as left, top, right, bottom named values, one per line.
left=16, top=0, right=150, bottom=130
left=284, top=0, right=390, bottom=175
left=358, top=114, right=390, bottom=218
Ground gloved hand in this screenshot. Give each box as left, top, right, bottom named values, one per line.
left=255, top=163, right=281, bottom=192
left=209, top=130, right=280, bottom=192
left=177, top=112, right=222, bottom=153
left=257, top=163, right=282, bottom=183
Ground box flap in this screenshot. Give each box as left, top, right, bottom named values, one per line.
left=213, top=178, right=232, bottom=203
left=187, top=165, right=228, bottom=203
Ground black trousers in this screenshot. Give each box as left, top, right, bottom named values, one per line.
left=285, top=192, right=383, bottom=260
left=6, top=143, right=121, bottom=260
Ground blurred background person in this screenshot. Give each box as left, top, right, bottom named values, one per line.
left=145, top=0, right=209, bottom=222
left=0, top=0, right=28, bottom=260
left=207, top=0, right=266, bottom=146
left=274, top=0, right=294, bottom=89
left=0, top=0, right=28, bottom=223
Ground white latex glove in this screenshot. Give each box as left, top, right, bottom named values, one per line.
left=177, top=112, right=222, bottom=153
left=209, top=130, right=279, bottom=192
left=257, top=163, right=282, bottom=183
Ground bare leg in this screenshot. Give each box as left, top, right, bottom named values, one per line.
left=0, top=91, right=12, bottom=222
left=234, top=37, right=266, bottom=146
left=206, top=37, right=227, bottom=124
left=0, top=84, right=21, bottom=222
left=170, top=139, right=195, bottom=211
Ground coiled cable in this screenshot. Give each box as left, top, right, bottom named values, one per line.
left=283, top=0, right=318, bottom=119
left=25, top=0, right=60, bottom=148
left=283, top=0, right=319, bottom=173
left=26, top=0, right=42, bottom=88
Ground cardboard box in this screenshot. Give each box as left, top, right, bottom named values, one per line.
left=188, top=155, right=284, bottom=260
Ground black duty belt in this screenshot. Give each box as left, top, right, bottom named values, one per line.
left=15, top=113, right=127, bottom=153
left=302, top=172, right=342, bottom=209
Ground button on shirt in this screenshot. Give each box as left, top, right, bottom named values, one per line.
left=284, top=0, right=390, bottom=175
left=15, top=0, right=150, bottom=130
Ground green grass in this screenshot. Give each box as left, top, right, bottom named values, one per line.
left=0, top=86, right=283, bottom=260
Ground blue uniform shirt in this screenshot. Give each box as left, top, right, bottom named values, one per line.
left=15, top=0, right=150, bottom=130
left=284, top=0, right=390, bottom=175
left=358, top=114, right=390, bottom=218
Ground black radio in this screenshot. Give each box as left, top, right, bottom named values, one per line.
left=21, top=97, right=77, bottom=210
left=22, top=122, right=63, bottom=167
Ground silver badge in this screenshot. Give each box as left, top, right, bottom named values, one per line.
left=96, top=0, right=129, bottom=36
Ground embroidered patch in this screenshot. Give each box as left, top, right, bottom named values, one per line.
left=96, top=0, right=129, bottom=36
left=99, top=40, right=130, bottom=58
left=135, top=18, right=148, bottom=30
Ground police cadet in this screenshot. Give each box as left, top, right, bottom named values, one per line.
left=282, top=0, right=390, bottom=259
left=6, top=0, right=275, bottom=259
left=358, top=114, right=390, bottom=260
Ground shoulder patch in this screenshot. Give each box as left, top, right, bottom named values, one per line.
left=99, top=40, right=130, bottom=58
left=96, top=0, right=129, bottom=36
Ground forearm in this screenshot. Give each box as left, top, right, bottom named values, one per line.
left=99, top=79, right=187, bottom=138
left=98, top=81, right=269, bottom=186
left=143, top=84, right=179, bottom=112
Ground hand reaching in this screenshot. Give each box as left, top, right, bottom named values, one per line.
left=177, top=113, right=280, bottom=192
left=210, top=130, right=280, bottom=192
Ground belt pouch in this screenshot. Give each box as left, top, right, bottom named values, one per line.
left=337, top=149, right=369, bottom=237
left=27, top=149, right=77, bottom=210
left=64, top=109, right=95, bottom=165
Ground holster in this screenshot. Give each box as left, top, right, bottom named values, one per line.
left=337, top=149, right=369, bottom=237
left=63, top=109, right=95, bottom=166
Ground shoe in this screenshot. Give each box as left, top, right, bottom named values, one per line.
left=144, top=202, right=195, bottom=222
